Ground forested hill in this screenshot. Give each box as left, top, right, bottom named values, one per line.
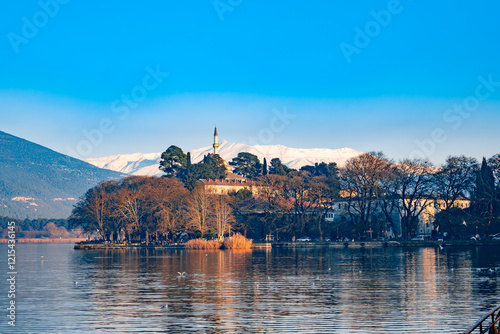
left=0, top=130, right=125, bottom=219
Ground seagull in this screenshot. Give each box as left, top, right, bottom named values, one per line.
left=267, top=276, right=270, bottom=280
left=316, top=276, right=320, bottom=280
left=439, top=244, right=444, bottom=250
left=328, top=268, right=331, bottom=271
left=161, top=304, right=168, bottom=309
left=73, top=281, right=78, bottom=285
left=178, top=272, right=187, bottom=277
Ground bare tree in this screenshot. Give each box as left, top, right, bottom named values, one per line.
left=488, top=154, right=500, bottom=187
left=286, top=172, right=315, bottom=238
left=392, top=159, right=436, bottom=238
left=257, top=174, right=290, bottom=239
left=84, top=189, right=109, bottom=240
left=69, top=181, right=117, bottom=240
left=371, top=156, right=401, bottom=238
left=340, top=153, right=388, bottom=237
left=433, top=156, right=477, bottom=236
left=188, top=186, right=213, bottom=238
left=435, top=156, right=477, bottom=207
left=144, top=177, right=189, bottom=242
left=309, top=176, right=335, bottom=241
left=115, top=187, right=144, bottom=241
left=228, top=188, right=253, bottom=237
left=213, top=194, right=234, bottom=240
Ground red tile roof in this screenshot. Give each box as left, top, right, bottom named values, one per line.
left=198, top=178, right=258, bottom=186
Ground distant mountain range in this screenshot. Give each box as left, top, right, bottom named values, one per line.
left=86, top=140, right=363, bottom=176
left=0, top=130, right=362, bottom=219
left=0, top=131, right=124, bottom=219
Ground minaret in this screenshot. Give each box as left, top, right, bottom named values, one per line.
left=213, top=126, right=219, bottom=155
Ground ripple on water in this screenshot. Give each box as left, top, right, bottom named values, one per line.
left=0, top=244, right=499, bottom=333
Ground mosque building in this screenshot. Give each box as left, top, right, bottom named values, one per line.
left=197, top=127, right=261, bottom=195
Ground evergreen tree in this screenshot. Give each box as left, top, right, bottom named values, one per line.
left=230, top=152, right=262, bottom=179
left=299, top=162, right=337, bottom=177
left=262, top=157, right=268, bottom=176
left=471, top=157, right=499, bottom=234
left=299, top=165, right=315, bottom=174
left=182, top=152, right=199, bottom=190
left=228, top=188, right=253, bottom=202
left=159, top=145, right=187, bottom=177
left=197, top=154, right=227, bottom=180
left=477, top=158, right=495, bottom=200
left=323, top=162, right=340, bottom=196
left=158, top=145, right=228, bottom=189
left=269, top=158, right=292, bottom=175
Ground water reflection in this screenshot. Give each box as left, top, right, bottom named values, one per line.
left=0, top=244, right=499, bottom=333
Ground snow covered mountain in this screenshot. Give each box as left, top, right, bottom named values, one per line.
left=86, top=152, right=162, bottom=177
left=85, top=140, right=363, bottom=176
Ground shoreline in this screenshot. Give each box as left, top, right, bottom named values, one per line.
left=271, top=240, right=500, bottom=248
left=72, top=239, right=500, bottom=250
left=0, top=238, right=87, bottom=243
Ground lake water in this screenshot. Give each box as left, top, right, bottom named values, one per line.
left=0, top=243, right=499, bottom=333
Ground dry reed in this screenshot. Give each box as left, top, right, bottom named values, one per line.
left=184, top=238, right=222, bottom=249
left=185, top=234, right=252, bottom=249
left=222, top=233, right=253, bottom=249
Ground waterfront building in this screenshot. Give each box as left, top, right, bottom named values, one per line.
left=325, top=197, right=470, bottom=238
left=197, top=126, right=263, bottom=196
left=198, top=127, right=472, bottom=239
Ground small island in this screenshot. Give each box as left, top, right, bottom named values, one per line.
left=68, top=128, right=500, bottom=249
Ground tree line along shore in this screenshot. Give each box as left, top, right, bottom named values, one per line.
left=66, top=146, right=500, bottom=245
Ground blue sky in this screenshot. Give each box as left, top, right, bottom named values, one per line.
left=1, top=0, right=499, bottom=164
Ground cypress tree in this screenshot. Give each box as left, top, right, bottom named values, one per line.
left=472, top=157, right=498, bottom=234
